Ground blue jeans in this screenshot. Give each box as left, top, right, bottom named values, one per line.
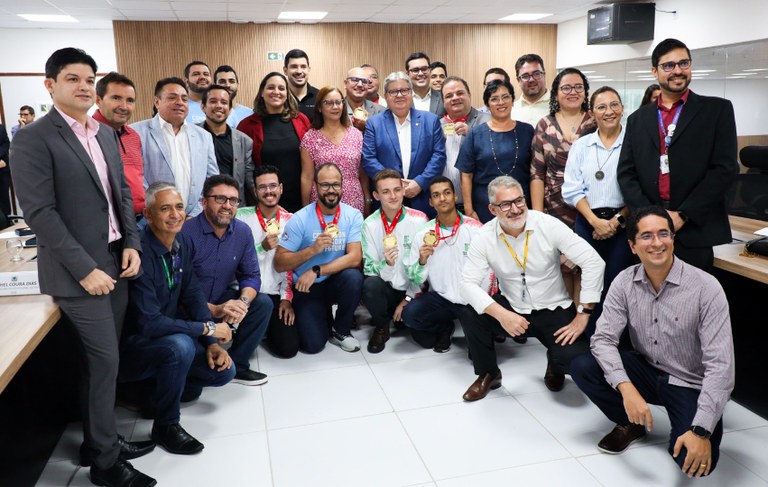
left=292, top=268, right=363, bottom=354
left=217, top=289, right=272, bottom=371
left=402, top=291, right=464, bottom=349
left=120, top=333, right=235, bottom=425
left=570, top=351, right=724, bottom=473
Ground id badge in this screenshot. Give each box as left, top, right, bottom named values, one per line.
left=660, top=154, right=670, bottom=175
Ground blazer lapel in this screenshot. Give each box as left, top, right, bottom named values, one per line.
left=668, top=91, right=701, bottom=146
left=383, top=111, right=402, bottom=163
left=410, top=109, right=423, bottom=175
left=149, top=116, right=173, bottom=171
left=640, top=104, right=660, bottom=152
left=50, top=110, right=106, bottom=201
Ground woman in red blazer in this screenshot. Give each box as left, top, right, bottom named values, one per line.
left=238, top=72, right=310, bottom=212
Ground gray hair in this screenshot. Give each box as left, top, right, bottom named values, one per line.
left=487, top=176, right=523, bottom=203
left=383, top=71, right=413, bottom=93
left=145, top=181, right=180, bottom=209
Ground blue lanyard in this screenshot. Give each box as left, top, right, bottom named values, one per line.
left=657, top=104, right=683, bottom=153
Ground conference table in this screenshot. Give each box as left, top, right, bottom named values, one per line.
left=713, top=215, right=768, bottom=284
left=0, top=224, right=60, bottom=394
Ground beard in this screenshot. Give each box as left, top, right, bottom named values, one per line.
left=660, top=73, right=690, bottom=93
left=318, top=191, right=341, bottom=209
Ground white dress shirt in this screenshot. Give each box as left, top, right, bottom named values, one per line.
left=395, top=113, right=412, bottom=178
left=461, top=210, right=605, bottom=315
left=412, top=91, right=431, bottom=112
left=159, top=117, right=192, bottom=208
left=562, top=126, right=626, bottom=209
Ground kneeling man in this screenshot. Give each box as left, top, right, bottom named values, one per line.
left=570, top=206, right=734, bottom=478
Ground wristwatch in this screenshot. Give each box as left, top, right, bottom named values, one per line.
left=404, top=296, right=413, bottom=303
left=615, top=214, right=627, bottom=228
left=239, top=295, right=251, bottom=307
left=312, top=265, right=321, bottom=278
left=204, top=321, right=217, bottom=336
left=576, top=304, right=593, bottom=315
left=690, top=425, right=711, bottom=439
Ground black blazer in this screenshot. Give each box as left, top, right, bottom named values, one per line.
left=617, top=91, right=738, bottom=248
left=10, top=108, right=140, bottom=297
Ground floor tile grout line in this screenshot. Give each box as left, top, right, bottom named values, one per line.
left=392, top=408, right=439, bottom=485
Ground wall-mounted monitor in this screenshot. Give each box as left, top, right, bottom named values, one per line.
left=587, top=3, right=655, bottom=45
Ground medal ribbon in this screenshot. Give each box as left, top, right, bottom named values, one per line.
left=444, top=114, right=468, bottom=124
left=256, top=207, right=280, bottom=232
left=657, top=104, right=683, bottom=154
left=381, top=207, right=403, bottom=235
left=315, top=203, right=340, bottom=231
left=435, top=214, right=461, bottom=246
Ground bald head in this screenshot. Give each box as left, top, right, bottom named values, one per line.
left=344, top=67, right=371, bottom=104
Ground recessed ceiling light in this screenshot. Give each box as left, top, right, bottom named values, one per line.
left=18, top=14, right=77, bottom=22
left=726, top=76, right=746, bottom=79
left=691, top=69, right=716, bottom=73
left=733, top=72, right=757, bottom=76
left=743, top=68, right=768, bottom=72
left=277, top=11, right=327, bottom=21
left=498, top=13, right=552, bottom=21
left=628, top=70, right=649, bottom=74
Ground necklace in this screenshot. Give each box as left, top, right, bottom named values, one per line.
left=557, top=111, right=582, bottom=135
left=489, top=126, right=519, bottom=177
left=594, top=144, right=619, bottom=181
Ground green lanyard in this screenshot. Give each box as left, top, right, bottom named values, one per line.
left=161, top=254, right=175, bottom=290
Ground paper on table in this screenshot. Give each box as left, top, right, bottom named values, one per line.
left=755, top=227, right=768, bottom=237
left=0, top=231, right=19, bottom=239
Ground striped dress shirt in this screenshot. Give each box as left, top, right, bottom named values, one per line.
left=591, top=257, right=735, bottom=432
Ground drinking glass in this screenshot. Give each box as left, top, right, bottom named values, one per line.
left=6, top=238, right=23, bottom=262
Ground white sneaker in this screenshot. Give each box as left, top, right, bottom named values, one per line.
left=329, top=329, right=360, bottom=352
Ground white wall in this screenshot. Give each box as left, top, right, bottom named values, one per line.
left=557, top=0, right=768, bottom=68
left=1, top=28, right=115, bottom=134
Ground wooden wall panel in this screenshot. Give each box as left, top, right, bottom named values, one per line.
left=113, top=21, right=557, bottom=121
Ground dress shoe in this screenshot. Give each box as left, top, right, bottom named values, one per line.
left=544, top=352, right=565, bottom=391
left=512, top=336, right=528, bottom=344
left=462, top=371, right=502, bottom=401
left=90, top=458, right=156, bottom=487
left=597, top=424, right=647, bottom=454
left=80, top=435, right=156, bottom=467
left=393, top=320, right=405, bottom=330
left=367, top=326, right=390, bottom=353
left=493, top=335, right=507, bottom=343
left=151, top=423, right=204, bottom=455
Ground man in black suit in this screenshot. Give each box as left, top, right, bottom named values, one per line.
left=405, top=52, right=445, bottom=117
left=0, top=123, right=10, bottom=218
left=617, top=38, right=738, bottom=272
left=10, top=48, right=155, bottom=487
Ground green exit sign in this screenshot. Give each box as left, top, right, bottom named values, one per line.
left=267, top=52, right=284, bottom=61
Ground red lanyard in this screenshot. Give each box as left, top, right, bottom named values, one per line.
left=444, top=114, right=468, bottom=124
left=435, top=214, right=461, bottom=246
left=256, top=207, right=280, bottom=232
left=381, top=207, right=403, bottom=235
left=315, top=203, right=340, bottom=231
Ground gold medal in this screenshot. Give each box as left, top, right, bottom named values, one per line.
left=353, top=107, right=368, bottom=121
left=265, top=219, right=280, bottom=235
left=383, top=234, right=398, bottom=248
left=442, top=123, right=456, bottom=136
left=423, top=230, right=438, bottom=246
left=325, top=223, right=340, bottom=238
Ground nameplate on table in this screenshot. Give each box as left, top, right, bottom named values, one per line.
left=0, top=270, right=41, bottom=296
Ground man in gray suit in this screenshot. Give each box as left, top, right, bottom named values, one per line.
left=439, top=76, right=490, bottom=213
left=405, top=52, right=445, bottom=117
left=199, top=85, right=255, bottom=205
left=10, top=48, right=156, bottom=487
left=344, top=66, right=384, bottom=133
left=132, top=77, right=219, bottom=218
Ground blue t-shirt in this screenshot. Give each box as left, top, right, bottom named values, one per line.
left=279, top=202, right=363, bottom=283
left=227, top=104, right=254, bottom=128
left=186, top=101, right=207, bottom=125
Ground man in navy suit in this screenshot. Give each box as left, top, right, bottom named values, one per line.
left=361, top=71, right=446, bottom=218
left=132, top=77, right=219, bottom=218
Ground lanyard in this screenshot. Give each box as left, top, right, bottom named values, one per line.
left=256, top=207, right=279, bottom=232
left=315, top=203, right=340, bottom=231
left=161, top=253, right=176, bottom=290
left=500, top=230, right=531, bottom=301
left=657, top=104, right=683, bottom=154
left=435, top=214, right=461, bottom=246
left=381, top=207, right=403, bottom=235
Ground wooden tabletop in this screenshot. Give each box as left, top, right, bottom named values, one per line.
left=0, top=223, right=60, bottom=394
left=714, top=216, right=768, bottom=285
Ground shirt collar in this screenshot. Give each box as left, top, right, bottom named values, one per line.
left=55, top=105, right=100, bottom=135
left=584, top=125, right=625, bottom=149
left=519, top=90, right=550, bottom=106
left=195, top=212, right=234, bottom=237
left=657, top=88, right=690, bottom=111
left=493, top=210, right=536, bottom=239
left=143, top=226, right=180, bottom=258
left=203, top=121, right=231, bottom=136
left=159, top=115, right=187, bottom=133
left=633, top=255, right=684, bottom=287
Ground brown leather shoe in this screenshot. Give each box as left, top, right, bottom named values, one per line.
left=367, top=326, right=390, bottom=354
left=544, top=352, right=565, bottom=391
left=462, top=372, right=502, bottom=401
left=597, top=424, right=647, bottom=454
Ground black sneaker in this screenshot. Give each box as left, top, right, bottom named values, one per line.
left=433, top=323, right=455, bottom=353
left=233, top=368, right=268, bottom=386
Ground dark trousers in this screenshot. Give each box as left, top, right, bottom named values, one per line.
left=575, top=214, right=634, bottom=339
left=674, top=244, right=714, bottom=274
left=402, top=291, right=463, bottom=349
left=361, top=276, right=405, bottom=330
left=120, top=333, right=235, bottom=425
left=570, top=351, right=724, bottom=473
left=292, top=268, right=363, bottom=354
left=216, top=289, right=272, bottom=371
left=462, top=293, right=589, bottom=376
left=264, top=294, right=300, bottom=359
left=0, top=168, right=11, bottom=217
left=54, top=253, right=127, bottom=469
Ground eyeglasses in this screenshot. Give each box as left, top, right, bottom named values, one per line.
left=205, top=195, right=240, bottom=206
left=488, top=94, right=513, bottom=105
left=560, top=84, right=585, bottom=94
left=346, top=76, right=371, bottom=86
left=593, top=101, right=623, bottom=114
left=658, top=59, right=691, bottom=72
left=256, top=183, right=279, bottom=193
left=317, top=182, right=342, bottom=191
left=322, top=99, right=344, bottom=107
left=386, top=88, right=412, bottom=97
left=518, top=71, right=545, bottom=82
left=408, top=67, right=430, bottom=74
left=492, top=196, right=526, bottom=212
left=637, top=230, right=674, bottom=242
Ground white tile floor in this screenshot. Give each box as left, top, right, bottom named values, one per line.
left=39, top=317, right=768, bottom=487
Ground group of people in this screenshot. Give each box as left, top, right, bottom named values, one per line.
left=7, top=36, right=739, bottom=487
